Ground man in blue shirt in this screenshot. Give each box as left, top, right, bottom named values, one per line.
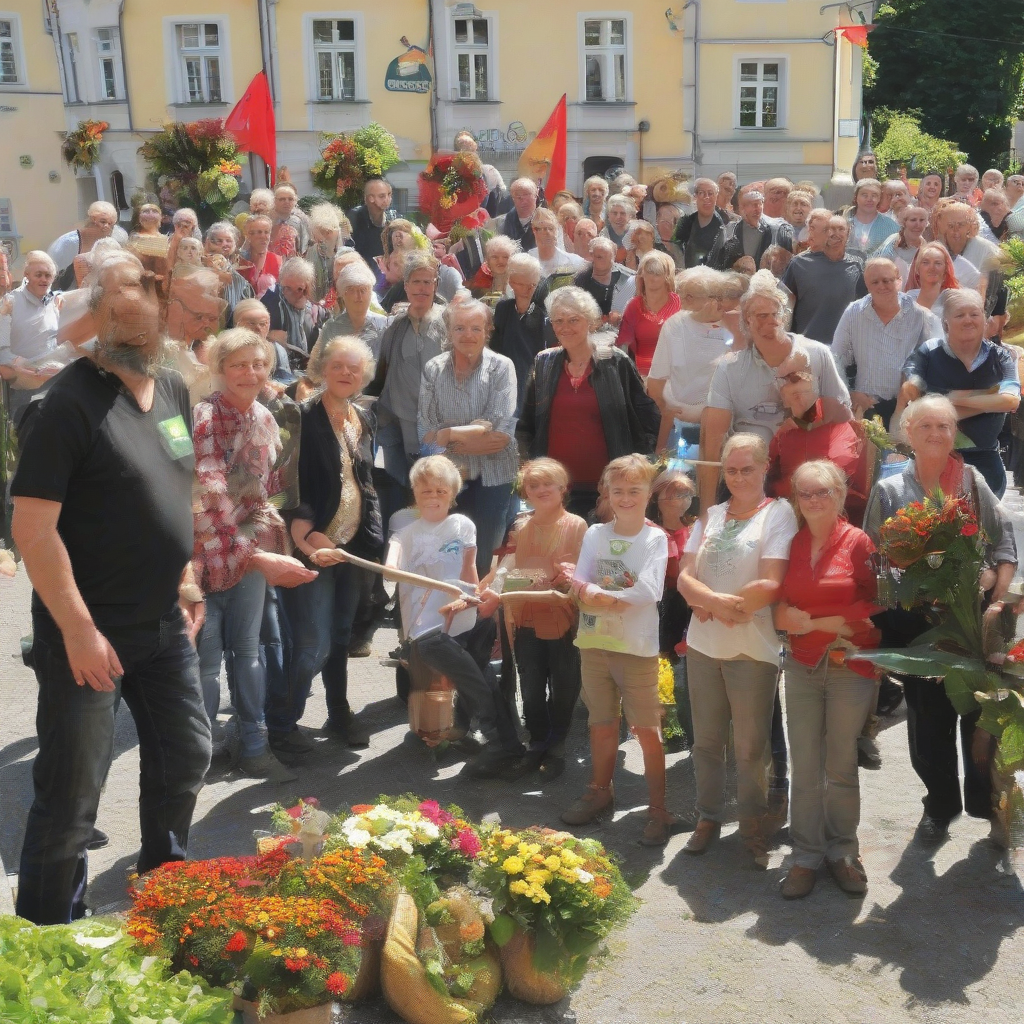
left=896, top=288, right=1020, bottom=496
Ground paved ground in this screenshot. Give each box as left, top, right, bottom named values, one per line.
left=2, top=566, right=1023, bottom=1024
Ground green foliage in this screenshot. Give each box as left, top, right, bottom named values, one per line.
left=999, top=237, right=1024, bottom=329
left=310, top=123, right=401, bottom=209
left=872, top=107, right=966, bottom=176
left=866, top=0, right=1024, bottom=168
left=138, top=120, right=243, bottom=228
left=0, top=915, right=233, bottom=1024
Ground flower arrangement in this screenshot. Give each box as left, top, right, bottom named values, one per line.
left=0, top=914, right=233, bottom=1023
left=310, top=123, right=401, bottom=209
left=418, top=152, right=489, bottom=234
left=138, top=120, right=243, bottom=228
left=474, top=827, right=637, bottom=987
left=657, top=656, right=686, bottom=748
left=61, top=120, right=109, bottom=173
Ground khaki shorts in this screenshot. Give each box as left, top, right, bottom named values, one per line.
left=579, top=648, right=661, bottom=728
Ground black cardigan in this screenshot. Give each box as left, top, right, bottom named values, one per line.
left=289, top=399, right=383, bottom=560
left=516, top=346, right=660, bottom=464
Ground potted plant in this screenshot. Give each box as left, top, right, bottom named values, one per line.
left=61, top=119, right=109, bottom=174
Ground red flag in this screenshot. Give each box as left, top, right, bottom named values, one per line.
left=835, top=24, right=874, bottom=47
left=225, top=71, right=277, bottom=185
left=518, top=94, right=567, bottom=203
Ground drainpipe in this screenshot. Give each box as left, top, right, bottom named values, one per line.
left=682, top=0, right=701, bottom=169
left=117, top=1, right=134, bottom=132
left=428, top=0, right=438, bottom=154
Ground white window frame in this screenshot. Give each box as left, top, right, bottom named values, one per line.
left=450, top=13, right=494, bottom=102
left=61, top=30, right=82, bottom=103
left=305, top=13, right=364, bottom=102
left=0, top=14, right=26, bottom=88
left=165, top=19, right=227, bottom=105
left=94, top=26, right=124, bottom=101
left=735, top=55, right=787, bottom=130
left=578, top=11, right=632, bottom=104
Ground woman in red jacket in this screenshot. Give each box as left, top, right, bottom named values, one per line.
left=774, top=459, right=880, bottom=900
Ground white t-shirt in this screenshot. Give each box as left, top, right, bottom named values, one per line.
left=529, top=246, right=587, bottom=277
left=648, top=311, right=733, bottom=410
left=391, top=514, right=477, bottom=640
left=684, top=499, right=797, bottom=665
left=574, top=522, right=668, bottom=658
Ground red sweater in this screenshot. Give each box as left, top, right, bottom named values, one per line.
left=616, top=293, right=681, bottom=376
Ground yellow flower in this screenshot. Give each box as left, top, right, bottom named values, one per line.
left=502, top=856, right=525, bottom=875
left=526, top=869, right=552, bottom=886
left=544, top=855, right=562, bottom=872
left=501, top=835, right=517, bottom=849
left=509, top=880, right=530, bottom=896
left=528, top=886, right=551, bottom=905
left=559, top=850, right=582, bottom=868
left=295, top=947, right=308, bottom=958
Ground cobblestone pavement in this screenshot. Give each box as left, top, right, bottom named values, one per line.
left=1, top=567, right=1023, bottom=1024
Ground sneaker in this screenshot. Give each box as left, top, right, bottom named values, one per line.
left=269, top=728, right=316, bottom=756
left=349, top=640, right=373, bottom=658
left=683, top=819, right=721, bottom=855
left=237, top=751, right=299, bottom=784
left=780, top=865, right=817, bottom=899
left=560, top=785, right=614, bottom=826
left=86, top=828, right=109, bottom=851
left=462, top=747, right=522, bottom=779
left=640, top=807, right=682, bottom=847
left=857, top=735, right=882, bottom=770
left=915, top=813, right=951, bottom=847
left=538, top=754, right=566, bottom=781
left=323, top=710, right=370, bottom=749
left=502, top=748, right=547, bottom=781
left=827, top=855, right=868, bottom=895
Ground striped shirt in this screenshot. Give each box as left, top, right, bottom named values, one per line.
left=831, top=293, right=942, bottom=401
left=418, top=347, right=519, bottom=486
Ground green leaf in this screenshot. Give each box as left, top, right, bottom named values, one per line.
left=997, top=721, right=1024, bottom=772
left=488, top=914, right=515, bottom=948
left=943, top=668, right=983, bottom=715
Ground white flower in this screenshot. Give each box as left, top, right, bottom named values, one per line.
left=342, top=826, right=372, bottom=848
left=576, top=868, right=594, bottom=884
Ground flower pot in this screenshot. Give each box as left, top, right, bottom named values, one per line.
left=233, top=998, right=333, bottom=1024
left=499, top=927, right=571, bottom=1005
left=343, top=935, right=383, bottom=1002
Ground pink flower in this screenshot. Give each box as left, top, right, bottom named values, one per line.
left=454, top=829, right=482, bottom=858
left=418, top=800, right=443, bottom=823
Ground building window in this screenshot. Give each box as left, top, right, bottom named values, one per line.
left=583, top=17, right=626, bottom=102
left=738, top=59, right=783, bottom=128
left=453, top=16, right=490, bottom=100
left=0, top=199, right=17, bottom=262
left=0, top=18, right=21, bottom=84
left=313, top=19, right=356, bottom=101
left=177, top=22, right=221, bottom=103
left=96, top=27, right=122, bottom=100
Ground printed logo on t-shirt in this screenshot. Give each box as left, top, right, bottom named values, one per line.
left=595, top=555, right=636, bottom=592
left=157, top=415, right=195, bottom=460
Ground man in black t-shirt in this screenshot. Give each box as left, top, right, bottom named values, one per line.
left=11, top=253, right=212, bottom=925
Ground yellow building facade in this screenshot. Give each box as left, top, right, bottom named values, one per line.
left=10, top=0, right=867, bottom=252
left=0, top=0, right=80, bottom=265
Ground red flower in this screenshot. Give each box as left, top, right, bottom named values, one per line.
left=325, top=971, right=348, bottom=996
left=453, top=829, right=482, bottom=858
left=225, top=930, right=248, bottom=953
left=962, top=523, right=979, bottom=537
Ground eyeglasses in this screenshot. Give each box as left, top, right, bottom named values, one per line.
left=723, top=466, right=762, bottom=478
left=694, top=190, right=716, bottom=198
left=551, top=316, right=586, bottom=329
left=796, top=487, right=835, bottom=502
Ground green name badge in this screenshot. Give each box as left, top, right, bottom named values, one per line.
left=157, top=414, right=195, bottom=459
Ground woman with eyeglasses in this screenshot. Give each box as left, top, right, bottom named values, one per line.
left=677, top=432, right=798, bottom=869
left=773, top=460, right=881, bottom=899
left=517, top=286, right=659, bottom=519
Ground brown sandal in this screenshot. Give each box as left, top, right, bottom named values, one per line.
left=560, top=784, right=614, bottom=826
left=640, top=806, right=680, bottom=847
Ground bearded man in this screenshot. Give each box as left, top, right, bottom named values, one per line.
left=11, top=251, right=211, bottom=925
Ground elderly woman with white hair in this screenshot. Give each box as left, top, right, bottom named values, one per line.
left=262, top=256, right=327, bottom=372
left=271, top=334, right=382, bottom=751
left=317, top=261, right=388, bottom=359
left=418, top=299, right=518, bottom=575
left=48, top=201, right=128, bottom=291
left=582, top=175, right=610, bottom=232
left=573, top=236, right=636, bottom=326
left=203, top=221, right=255, bottom=314
left=896, top=287, right=1020, bottom=497
left=491, top=252, right=550, bottom=414
left=601, top=194, right=636, bottom=262
left=192, top=327, right=317, bottom=782
left=845, top=179, right=899, bottom=264
left=517, top=286, right=658, bottom=518
left=304, top=202, right=351, bottom=304
left=0, top=251, right=63, bottom=427
left=529, top=207, right=587, bottom=278
left=952, top=163, right=983, bottom=207
left=864, top=393, right=1016, bottom=847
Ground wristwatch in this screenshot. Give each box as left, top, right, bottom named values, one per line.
left=179, top=583, right=205, bottom=604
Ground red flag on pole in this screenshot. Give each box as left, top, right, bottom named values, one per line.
left=518, top=94, right=568, bottom=203
left=835, top=24, right=874, bottom=47
left=225, top=71, right=277, bottom=186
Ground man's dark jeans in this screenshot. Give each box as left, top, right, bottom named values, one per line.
left=410, top=620, right=523, bottom=754
left=16, top=606, right=212, bottom=925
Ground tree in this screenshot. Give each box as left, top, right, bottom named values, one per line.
left=872, top=108, right=965, bottom=176
left=865, top=0, right=1024, bottom=169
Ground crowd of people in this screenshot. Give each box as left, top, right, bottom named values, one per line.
left=3, top=146, right=1024, bottom=925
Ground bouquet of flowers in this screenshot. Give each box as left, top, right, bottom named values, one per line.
left=657, top=655, right=686, bottom=749
left=138, top=120, right=243, bottom=227
left=61, top=120, right=109, bottom=173
left=310, top=123, right=401, bottom=209
left=474, top=827, right=637, bottom=993
left=418, top=152, right=489, bottom=234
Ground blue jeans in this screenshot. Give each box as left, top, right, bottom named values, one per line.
left=456, top=477, right=512, bottom=576
left=270, top=561, right=364, bottom=735
left=963, top=447, right=1007, bottom=499
left=198, top=571, right=267, bottom=758
left=17, top=606, right=211, bottom=925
